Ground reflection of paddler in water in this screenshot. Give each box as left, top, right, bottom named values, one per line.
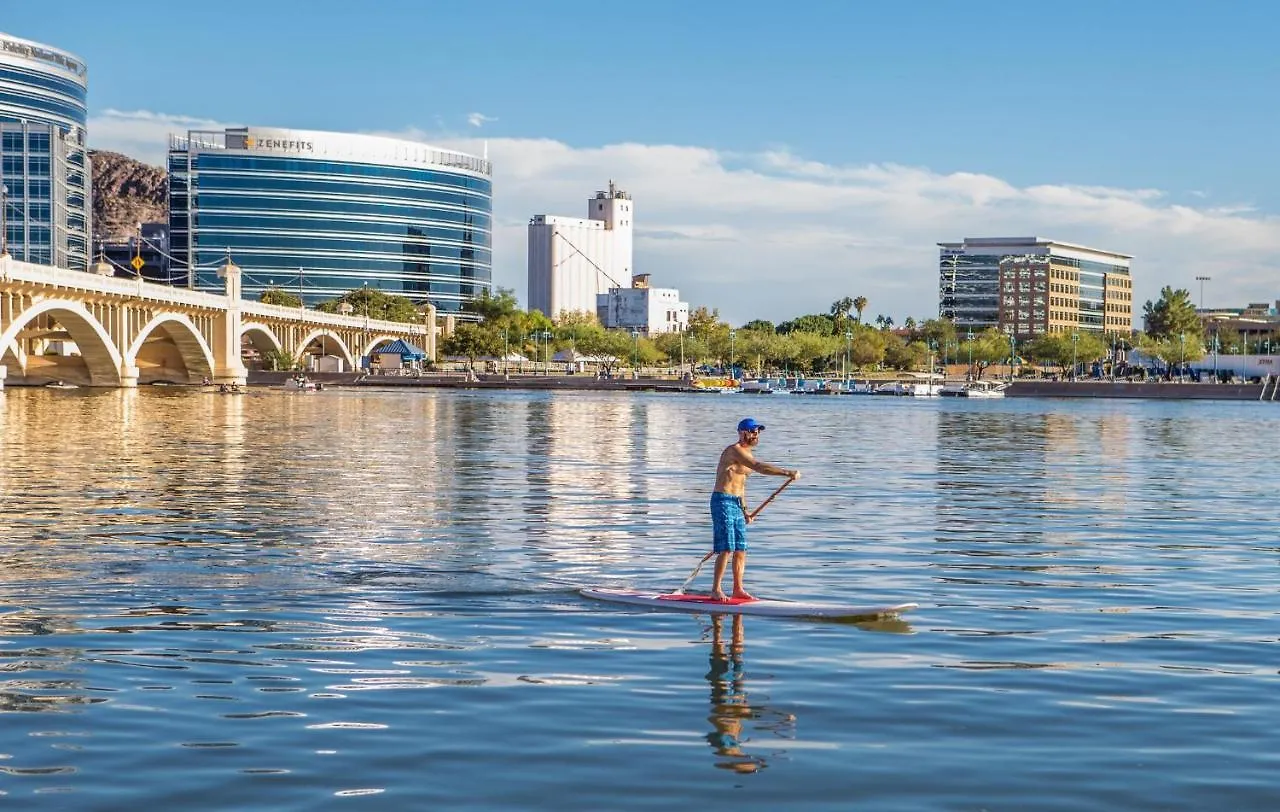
left=704, top=613, right=796, bottom=774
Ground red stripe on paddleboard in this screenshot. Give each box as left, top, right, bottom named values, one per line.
left=657, top=594, right=757, bottom=605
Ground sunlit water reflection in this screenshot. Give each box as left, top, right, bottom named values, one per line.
left=1, top=388, right=1277, bottom=809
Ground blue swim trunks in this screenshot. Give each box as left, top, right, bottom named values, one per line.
left=710, top=492, right=748, bottom=553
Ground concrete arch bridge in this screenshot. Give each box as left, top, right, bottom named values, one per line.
left=0, top=256, right=434, bottom=388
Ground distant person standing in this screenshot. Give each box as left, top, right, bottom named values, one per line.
left=708, top=418, right=799, bottom=601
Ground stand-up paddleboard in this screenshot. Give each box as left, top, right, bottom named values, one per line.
left=580, top=588, right=918, bottom=619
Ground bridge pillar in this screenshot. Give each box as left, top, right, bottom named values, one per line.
left=118, top=363, right=139, bottom=388
left=0, top=364, right=6, bottom=390
left=213, top=255, right=249, bottom=386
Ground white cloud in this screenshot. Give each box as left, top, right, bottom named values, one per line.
left=89, top=108, right=237, bottom=166
left=466, top=112, right=497, bottom=129
left=88, top=109, right=1280, bottom=324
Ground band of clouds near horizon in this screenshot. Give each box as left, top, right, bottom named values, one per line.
left=89, top=109, right=1280, bottom=326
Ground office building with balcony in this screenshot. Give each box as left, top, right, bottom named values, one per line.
left=168, top=127, right=492, bottom=312
left=0, top=32, right=91, bottom=271
left=938, top=237, right=1133, bottom=339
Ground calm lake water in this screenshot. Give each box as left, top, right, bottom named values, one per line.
left=1, top=386, right=1277, bottom=810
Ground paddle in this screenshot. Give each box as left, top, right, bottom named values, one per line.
left=673, top=476, right=796, bottom=595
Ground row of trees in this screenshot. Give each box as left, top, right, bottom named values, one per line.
left=265, top=283, right=1277, bottom=377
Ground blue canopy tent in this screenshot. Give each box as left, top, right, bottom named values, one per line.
left=365, top=339, right=427, bottom=369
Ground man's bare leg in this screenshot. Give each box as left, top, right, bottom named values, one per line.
left=709, top=552, right=731, bottom=601
left=731, top=551, right=754, bottom=600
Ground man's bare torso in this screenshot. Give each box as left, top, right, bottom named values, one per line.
left=713, top=442, right=755, bottom=497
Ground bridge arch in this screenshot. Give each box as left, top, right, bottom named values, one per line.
left=1, top=337, right=27, bottom=374
left=125, top=313, right=215, bottom=383
left=241, top=322, right=283, bottom=357
left=0, top=299, right=123, bottom=385
left=297, top=329, right=355, bottom=370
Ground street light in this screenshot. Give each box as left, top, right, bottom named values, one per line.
left=631, top=329, right=640, bottom=376
left=1195, top=275, right=1211, bottom=311
left=1179, top=332, right=1186, bottom=381
left=844, top=330, right=852, bottom=381
left=729, top=329, right=737, bottom=378
left=1008, top=334, right=1017, bottom=382
left=1071, top=332, right=1079, bottom=381
left=965, top=330, right=974, bottom=379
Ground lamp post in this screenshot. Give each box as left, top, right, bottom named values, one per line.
left=729, top=329, right=737, bottom=379
left=679, top=328, right=685, bottom=377
left=1008, top=334, right=1017, bottom=382
left=502, top=328, right=509, bottom=375
left=631, top=329, right=639, bottom=375
left=844, top=330, right=852, bottom=381
left=1178, top=332, right=1186, bottom=381
left=1195, top=275, right=1211, bottom=311
left=963, top=330, right=974, bottom=379
left=1071, top=332, right=1079, bottom=381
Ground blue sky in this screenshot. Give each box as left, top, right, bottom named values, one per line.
left=6, top=1, right=1279, bottom=323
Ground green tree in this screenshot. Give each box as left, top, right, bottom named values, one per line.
left=778, top=314, right=834, bottom=335
left=920, top=318, right=958, bottom=350
left=464, top=287, right=522, bottom=323
left=687, top=306, right=727, bottom=344
left=261, top=349, right=300, bottom=371
left=318, top=287, right=421, bottom=323
left=848, top=328, right=887, bottom=371
left=853, top=296, right=868, bottom=325
left=575, top=329, right=636, bottom=375
left=1142, top=286, right=1202, bottom=341
left=260, top=288, right=302, bottom=308
left=968, top=328, right=1014, bottom=379
left=441, top=323, right=501, bottom=369
left=883, top=334, right=929, bottom=371
left=829, top=297, right=854, bottom=321
left=742, top=319, right=775, bottom=333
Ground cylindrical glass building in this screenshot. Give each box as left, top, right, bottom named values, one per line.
left=168, top=127, right=492, bottom=312
left=0, top=32, right=90, bottom=271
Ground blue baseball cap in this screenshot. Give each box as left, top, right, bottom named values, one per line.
left=737, top=418, right=765, bottom=432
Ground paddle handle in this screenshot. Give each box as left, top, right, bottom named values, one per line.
left=747, top=476, right=794, bottom=522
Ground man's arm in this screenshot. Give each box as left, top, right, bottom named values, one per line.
left=744, top=453, right=799, bottom=479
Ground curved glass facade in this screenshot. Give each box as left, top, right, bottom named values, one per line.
left=0, top=33, right=90, bottom=271
left=169, top=128, right=492, bottom=313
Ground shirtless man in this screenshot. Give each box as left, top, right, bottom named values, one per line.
left=708, top=418, right=800, bottom=601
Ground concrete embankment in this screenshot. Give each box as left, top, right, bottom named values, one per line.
left=1007, top=380, right=1272, bottom=400
left=248, top=370, right=698, bottom=393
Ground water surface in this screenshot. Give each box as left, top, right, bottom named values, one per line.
left=1, top=388, right=1276, bottom=809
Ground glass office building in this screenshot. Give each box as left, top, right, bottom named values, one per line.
left=0, top=32, right=90, bottom=271
left=939, top=237, right=1132, bottom=339
left=168, top=127, right=492, bottom=312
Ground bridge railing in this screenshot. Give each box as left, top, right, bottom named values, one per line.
left=1, top=256, right=426, bottom=335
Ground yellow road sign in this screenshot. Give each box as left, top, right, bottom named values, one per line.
left=131, top=256, right=144, bottom=271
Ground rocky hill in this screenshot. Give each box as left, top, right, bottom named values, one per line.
left=89, top=150, right=167, bottom=242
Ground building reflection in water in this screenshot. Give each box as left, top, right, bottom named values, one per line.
left=702, top=613, right=795, bottom=773
left=934, top=407, right=1137, bottom=587
left=521, top=393, right=699, bottom=573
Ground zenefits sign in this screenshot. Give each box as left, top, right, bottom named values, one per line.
left=244, top=136, right=314, bottom=152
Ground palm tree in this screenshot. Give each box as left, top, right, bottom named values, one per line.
left=830, top=297, right=854, bottom=320
left=853, top=296, right=868, bottom=325
left=874, top=314, right=887, bottom=330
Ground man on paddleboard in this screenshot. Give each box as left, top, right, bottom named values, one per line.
left=708, top=418, right=799, bottom=602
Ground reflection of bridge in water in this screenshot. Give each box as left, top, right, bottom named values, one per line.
left=0, top=256, right=433, bottom=388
